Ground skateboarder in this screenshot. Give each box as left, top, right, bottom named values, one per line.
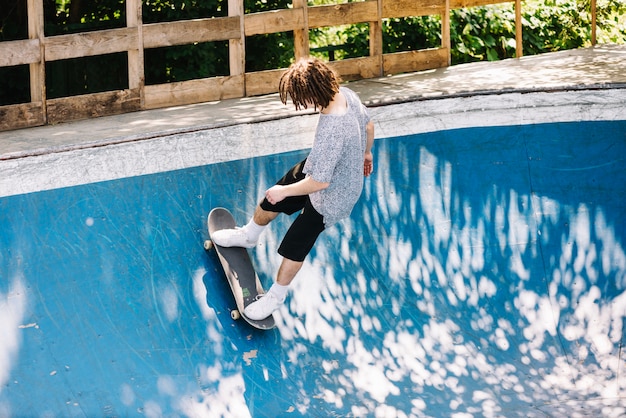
left=211, top=57, right=375, bottom=320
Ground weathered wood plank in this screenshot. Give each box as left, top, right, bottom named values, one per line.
left=27, top=0, right=45, bottom=111
left=245, top=69, right=284, bottom=96
left=126, top=0, right=144, bottom=94
left=144, top=76, right=245, bottom=109
left=330, top=56, right=381, bottom=81
left=44, top=28, right=138, bottom=61
left=228, top=0, right=245, bottom=76
left=449, top=0, right=509, bottom=8
left=0, top=102, right=44, bottom=132
left=1, top=0, right=536, bottom=128
left=370, top=0, right=383, bottom=64
left=46, top=89, right=141, bottom=124
left=143, top=17, right=240, bottom=49
left=244, top=9, right=303, bottom=36
left=383, top=48, right=448, bottom=75
left=515, top=0, right=523, bottom=57
left=383, top=0, right=445, bottom=18
left=442, top=0, right=451, bottom=65
left=308, top=1, right=378, bottom=28
left=0, top=39, right=40, bottom=67
left=293, top=0, right=309, bottom=60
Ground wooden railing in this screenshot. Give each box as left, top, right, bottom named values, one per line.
left=0, top=0, right=550, bottom=132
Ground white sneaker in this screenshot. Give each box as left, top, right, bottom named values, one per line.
left=244, top=292, right=284, bottom=320
left=211, top=227, right=257, bottom=248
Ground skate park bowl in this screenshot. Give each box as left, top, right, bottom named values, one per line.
left=1, top=63, right=626, bottom=416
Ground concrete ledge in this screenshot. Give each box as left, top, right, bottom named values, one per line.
left=1, top=88, right=624, bottom=198
left=1, top=45, right=625, bottom=160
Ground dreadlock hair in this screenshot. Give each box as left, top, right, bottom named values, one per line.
left=279, top=58, right=341, bottom=111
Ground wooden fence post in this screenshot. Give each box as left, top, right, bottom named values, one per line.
left=370, top=0, right=384, bottom=76
left=515, top=0, right=523, bottom=57
left=229, top=0, right=245, bottom=80
left=293, top=0, right=310, bottom=60
left=442, top=0, right=451, bottom=66
left=27, top=0, right=45, bottom=121
left=6, top=0, right=575, bottom=131
left=591, top=0, right=597, bottom=45
left=127, top=0, right=145, bottom=107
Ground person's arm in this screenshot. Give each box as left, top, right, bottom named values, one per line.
left=265, top=176, right=329, bottom=205
left=363, top=121, right=375, bottom=177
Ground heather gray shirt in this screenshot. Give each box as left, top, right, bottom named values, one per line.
left=303, top=87, right=370, bottom=225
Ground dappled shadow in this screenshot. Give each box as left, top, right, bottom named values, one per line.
left=0, top=119, right=624, bottom=417
left=240, top=120, right=626, bottom=416
left=357, top=45, right=626, bottom=105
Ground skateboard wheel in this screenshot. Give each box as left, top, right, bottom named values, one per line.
left=231, top=310, right=241, bottom=320
left=204, top=240, right=214, bottom=251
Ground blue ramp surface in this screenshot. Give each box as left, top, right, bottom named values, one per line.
left=1, top=120, right=625, bottom=417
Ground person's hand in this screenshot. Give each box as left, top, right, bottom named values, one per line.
left=265, top=185, right=288, bottom=205
left=363, top=151, right=374, bottom=177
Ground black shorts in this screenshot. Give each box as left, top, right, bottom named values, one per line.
left=260, top=159, right=325, bottom=262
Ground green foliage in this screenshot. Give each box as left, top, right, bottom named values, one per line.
left=46, top=53, right=129, bottom=99
left=145, top=43, right=230, bottom=85
left=573, top=0, right=626, bottom=43
left=382, top=16, right=441, bottom=53
left=310, top=24, right=368, bottom=61
left=322, top=0, right=624, bottom=65
left=244, top=0, right=290, bottom=13
left=41, top=0, right=128, bottom=98
left=450, top=6, right=517, bottom=63
left=143, top=1, right=228, bottom=84
left=338, top=23, right=370, bottom=58
left=45, top=0, right=127, bottom=36
left=595, top=0, right=626, bottom=43
left=245, top=33, right=294, bottom=72
left=1, top=0, right=28, bottom=41
left=242, top=0, right=294, bottom=71
left=143, top=0, right=225, bottom=23
left=521, top=1, right=588, bottom=55
left=0, top=1, right=29, bottom=105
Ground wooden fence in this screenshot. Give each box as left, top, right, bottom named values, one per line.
left=0, top=0, right=593, bottom=132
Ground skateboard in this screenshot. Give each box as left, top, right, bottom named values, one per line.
left=204, top=207, right=276, bottom=330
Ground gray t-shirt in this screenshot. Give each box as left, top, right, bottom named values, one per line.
left=303, top=87, right=371, bottom=225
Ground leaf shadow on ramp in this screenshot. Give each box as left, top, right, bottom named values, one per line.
left=0, top=120, right=623, bottom=418
left=231, top=120, right=626, bottom=417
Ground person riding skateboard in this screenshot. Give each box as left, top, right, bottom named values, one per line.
left=211, top=57, right=375, bottom=320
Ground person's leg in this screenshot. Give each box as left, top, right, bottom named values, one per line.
left=210, top=205, right=274, bottom=248
left=252, top=204, right=278, bottom=226
left=244, top=200, right=325, bottom=320
left=233, top=204, right=278, bottom=245
left=243, top=257, right=302, bottom=321
left=211, top=160, right=307, bottom=248
left=276, top=257, right=303, bottom=286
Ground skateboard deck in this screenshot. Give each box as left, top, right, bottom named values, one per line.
left=205, top=207, right=276, bottom=330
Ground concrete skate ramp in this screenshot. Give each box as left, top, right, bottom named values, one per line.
left=1, top=120, right=625, bottom=417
